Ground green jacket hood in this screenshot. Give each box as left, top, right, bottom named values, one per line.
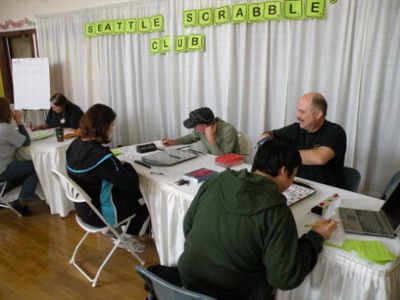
left=210, top=169, right=286, bottom=216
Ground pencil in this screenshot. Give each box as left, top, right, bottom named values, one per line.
left=304, top=223, right=326, bottom=227
left=134, top=160, right=151, bottom=169
left=304, top=222, right=340, bottom=227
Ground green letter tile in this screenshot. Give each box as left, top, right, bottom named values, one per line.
left=183, top=10, right=197, bottom=28
left=84, top=23, right=95, bottom=37
left=162, top=35, right=171, bottom=53
left=150, top=38, right=161, bottom=55
left=187, top=34, right=205, bottom=52
left=102, top=20, right=114, bottom=35
left=94, top=22, right=103, bottom=36
left=284, top=0, right=304, bottom=20
left=232, top=4, right=248, bottom=23
left=214, top=6, right=230, bottom=25
left=198, top=8, right=213, bottom=27
left=248, top=3, right=265, bottom=23
left=264, top=1, right=282, bottom=21
left=114, top=19, right=125, bottom=34
left=175, top=35, right=187, bottom=53
left=125, top=18, right=137, bottom=34
left=306, top=0, right=326, bottom=19
left=138, top=18, right=151, bottom=33
left=151, top=15, right=164, bottom=32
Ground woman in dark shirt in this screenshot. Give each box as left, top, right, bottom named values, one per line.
left=30, top=93, right=84, bottom=130
left=66, top=104, right=149, bottom=252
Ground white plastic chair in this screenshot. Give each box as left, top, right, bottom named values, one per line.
left=0, top=182, right=22, bottom=217
left=52, top=169, right=145, bottom=287
left=237, top=132, right=253, bottom=157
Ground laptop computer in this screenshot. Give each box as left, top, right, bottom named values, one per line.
left=339, top=182, right=400, bottom=238
left=141, top=149, right=198, bottom=166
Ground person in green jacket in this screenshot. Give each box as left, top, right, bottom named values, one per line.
left=161, top=107, right=240, bottom=156
left=178, top=139, right=337, bottom=300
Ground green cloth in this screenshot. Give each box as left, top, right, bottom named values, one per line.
left=178, top=169, right=324, bottom=300
left=177, top=118, right=240, bottom=155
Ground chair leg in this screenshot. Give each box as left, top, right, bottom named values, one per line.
left=114, top=220, right=145, bottom=266
left=0, top=183, right=22, bottom=217
left=0, top=201, right=23, bottom=217
left=70, top=230, right=144, bottom=287
left=70, top=231, right=111, bottom=287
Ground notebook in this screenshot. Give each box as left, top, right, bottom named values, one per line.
left=141, top=149, right=198, bottom=166
left=339, top=183, right=400, bottom=238
left=183, top=168, right=218, bottom=183
left=29, top=130, right=55, bottom=141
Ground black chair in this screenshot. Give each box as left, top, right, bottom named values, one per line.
left=343, top=166, right=361, bottom=192
left=135, top=265, right=216, bottom=300
left=380, top=170, right=400, bottom=200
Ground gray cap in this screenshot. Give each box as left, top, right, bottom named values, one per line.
left=183, top=107, right=215, bottom=128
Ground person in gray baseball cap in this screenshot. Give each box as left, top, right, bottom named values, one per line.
left=161, top=107, right=240, bottom=156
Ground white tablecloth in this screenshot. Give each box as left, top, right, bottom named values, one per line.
left=120, top=142, right=400, bottom=300
left=16, top=135, right=75, bottom=217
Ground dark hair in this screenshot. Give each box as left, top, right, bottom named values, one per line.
left=0, top=97, right=13, bottom=123
left=79, top=104, right=116, bottom=144
left=311, top=93, right=328, bottom=117
left=251, top=139, right=301, bottom=178
left=50, top=93, right=73, bottom=108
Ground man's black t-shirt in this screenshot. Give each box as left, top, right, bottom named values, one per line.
left=273, top=120, right=347, bottom=188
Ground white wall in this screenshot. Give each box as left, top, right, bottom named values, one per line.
left=0, top=0, right=130, bottom=29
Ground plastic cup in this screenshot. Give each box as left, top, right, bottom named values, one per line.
left=55, top=127, right=64, bottom=142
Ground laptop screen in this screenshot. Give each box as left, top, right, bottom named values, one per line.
left=381, top=182, right=400, bottom=231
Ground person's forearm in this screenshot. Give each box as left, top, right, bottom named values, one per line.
left=32, top=123, right=48, bottom=130
left=299, top=149, right=328, bottom=165
left=18, top=124, right=31, bottom=146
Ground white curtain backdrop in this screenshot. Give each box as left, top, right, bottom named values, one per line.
left=36, top=0, right=400, bottom=196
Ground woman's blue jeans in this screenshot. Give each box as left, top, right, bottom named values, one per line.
left=0, top=160, right=38, bottom=201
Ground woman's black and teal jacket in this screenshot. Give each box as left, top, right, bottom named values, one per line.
left=66, top=138, right=142, bottom=227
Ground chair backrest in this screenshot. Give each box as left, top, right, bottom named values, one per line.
left=380, top=170, right=400, bottom=200
left=135, top=265, right=216, bottom=300
left=52, top=169, right=110, bottom=226
left=237, top=132, right=253, bottom=156
left=343, top=166, right=361, bottom=192
left=52, top=169, right=91, bottom=204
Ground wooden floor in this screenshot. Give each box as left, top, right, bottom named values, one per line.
left=0, top=198, right=160, bottom=300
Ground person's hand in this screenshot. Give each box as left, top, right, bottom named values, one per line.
left=258, top=132, right=272, bottom=141
left=161, top=139, right=176, bottom=146
left=311, top=219, right=338, bottom=241
left=205, top=124, right=217, bottom=144
left=30, top=125, right=40, bottom=131
left=12, top=110, right=23, bottom=125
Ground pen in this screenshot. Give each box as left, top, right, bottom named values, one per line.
left=134, top=160, right=151, bottom=169
left=169, top=154, right=181, bottom=159
left=151, top=171, right=164, bottom=175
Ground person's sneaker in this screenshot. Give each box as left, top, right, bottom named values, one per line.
left=113, top=236, right=146, bottom=253
left=101, top=227, right=123, bottom=238
left=11, top=200, right=32, bottom=216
